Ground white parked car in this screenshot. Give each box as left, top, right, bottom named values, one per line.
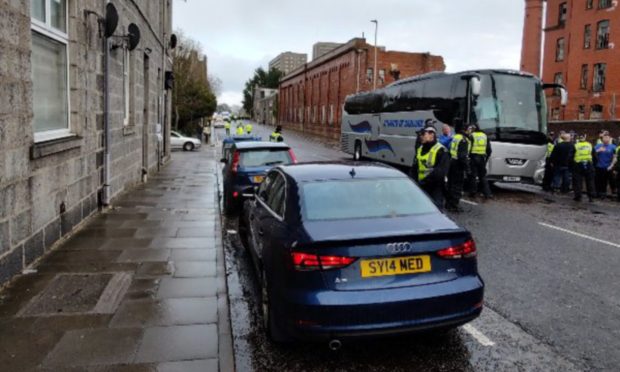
left=171, top=131, right=201, bottom=151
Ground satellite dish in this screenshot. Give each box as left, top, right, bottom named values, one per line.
left=169, top=34, right=178, bottom=49
left=104, top=3, right=118, bottom=38
left=127, top=23, right=141, bottom=51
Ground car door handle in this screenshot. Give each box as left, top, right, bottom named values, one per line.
left=258, top=229, right=264, bottom=236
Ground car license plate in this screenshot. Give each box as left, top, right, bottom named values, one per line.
left=360, top=255, right=431, bottom=278
left=502, top=176, right=521, bottom=182
left=253, top=175, right=265, bottom=183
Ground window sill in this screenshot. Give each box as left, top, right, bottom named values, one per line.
left=123, top=126, right=136, bottom=136
left=31, top=135, right=83, bottom=159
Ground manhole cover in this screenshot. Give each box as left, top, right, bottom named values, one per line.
left=19, top=273, right=132, bottom=316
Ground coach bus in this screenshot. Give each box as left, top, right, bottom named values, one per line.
left=341, top=69, right=567, bottom=185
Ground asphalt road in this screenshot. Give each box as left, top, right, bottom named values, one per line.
left=215, top=123, right=620, bottom=372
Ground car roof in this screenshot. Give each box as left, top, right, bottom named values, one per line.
left=277, top=161, right=406, bottom=183
left=233, top=141, right=290, bottom=150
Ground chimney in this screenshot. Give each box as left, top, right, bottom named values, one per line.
left=520, top=0, right=544, bottom=76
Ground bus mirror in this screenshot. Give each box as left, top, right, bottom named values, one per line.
left=560, top=88, right=568, bottom=106
left=470, top=76, right=481, bottom=97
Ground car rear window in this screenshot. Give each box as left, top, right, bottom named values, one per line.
left=301, top=178, right=437, bottom=221
left=239, top=149, right=292, bottom=167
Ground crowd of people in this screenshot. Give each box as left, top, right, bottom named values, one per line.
left=223, top=118, right=284, bottom=142
left=411, top=119, right=492, bottom=212
left=411, top=121, right=620, bottom=212
left=543, top=129, right=619, bottom=202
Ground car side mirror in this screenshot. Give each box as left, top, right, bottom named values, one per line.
left=220, top=158, right=227, bottom=163
left=470, top=76, right=481, bottom=97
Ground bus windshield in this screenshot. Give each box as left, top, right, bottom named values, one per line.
left=473, top=74, right=547, bottom=145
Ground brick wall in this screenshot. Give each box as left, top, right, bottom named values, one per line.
left=541, top=0, right=620, bottom=121
left=278, top=38, right=445, bottom=141
left=0, top=0, right=173, bottom=286
left=549, top=121, right=620, bottom=142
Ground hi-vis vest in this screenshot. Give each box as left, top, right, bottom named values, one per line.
left=546, top=143, right=555, bottom=158
left=450, top=134, right=471, bottom=159
left=417, top=143, right=445, bottom=181
left=471, top=132, right=488, bottom=155
left=245, top=124, right=253, bottom=134
left=574, top=141, right=593, bottom=163
left=224, top=122, right=230, bottom=129
left=236, top=126, right=245, bottom=135
left=270, top=132, right=282, bottom=142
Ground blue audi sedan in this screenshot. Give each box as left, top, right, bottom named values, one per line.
left=239, top=162, right=484, bottom=345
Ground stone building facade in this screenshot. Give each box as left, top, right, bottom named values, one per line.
left=278, top=38, right=445, bottom=140
left=0, top=0, right=174, bottom=286
left=252, top=87, right=278, bottom=126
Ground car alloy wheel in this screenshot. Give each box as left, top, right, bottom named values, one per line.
left=183, top=142, right=195, bottom=151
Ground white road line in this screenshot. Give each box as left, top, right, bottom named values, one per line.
left=538, top=222, right=620, bottom=248
left=462, top=324, right=495, bottom=347
left=461, top=199, right=479, bottom=206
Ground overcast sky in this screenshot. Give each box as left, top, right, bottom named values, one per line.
left=173, top=0, right=526, bottom=107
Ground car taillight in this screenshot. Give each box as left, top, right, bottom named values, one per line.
left=291, top=252, right=356, bottom=271
left=288, top=149, right=297, bottom=164
left=231, top=151, right=240, bottom=173
left=437, top=239, right=477, bottom=259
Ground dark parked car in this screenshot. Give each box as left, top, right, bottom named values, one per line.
left=239, top=162, right=484, bottom=345
left=221, top=141, right=296, bottom=215
left=221, top=134, right=262, bottom=167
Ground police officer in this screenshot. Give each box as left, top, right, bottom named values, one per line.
left=468, top=123, right=493, bottom=198
left=224, top=120, right=231, bottom=136
left=446, top=119, right=471, bottom=212
left=411, top=127, right=449, bottom=209
left=572, top=134, right=596, bottom=202
left=270, top=125, right=284, bottom=142
left=245, top=122, right=253, bottom=135
left=542, top=132, right=555, bottom=191
left=235, top=122, right=245, bottom=136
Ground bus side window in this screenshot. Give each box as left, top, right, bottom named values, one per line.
left=423, top=76, right=455, bottom=124
left=453, top=78, right=469, bottom=123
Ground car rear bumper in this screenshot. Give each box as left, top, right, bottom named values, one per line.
left=277, top=275, right=484, bottom=341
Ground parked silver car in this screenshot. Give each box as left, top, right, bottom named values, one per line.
left=171, top=131, right=202, bottom=151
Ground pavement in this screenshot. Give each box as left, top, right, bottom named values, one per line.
left=0, top=145, right=234, bottom=371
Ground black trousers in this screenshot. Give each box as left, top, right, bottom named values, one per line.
left=542, top=159, right=554, bottom=191
left=617, top=170, right=620, bottom=201
left=594, top=168, right=615, bottom=197
left=572, top=162, right=595, bottom=200
left=421, top=183, right=445, bottom=210
left=447, top=160, right=466, bottom=208
left=468, top=155, right=492, bottom=197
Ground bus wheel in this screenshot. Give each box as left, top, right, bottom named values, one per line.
left=353, top=141, right=362, bottom=161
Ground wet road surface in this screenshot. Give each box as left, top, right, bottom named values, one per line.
left=216, top=124, right=619, bottom=371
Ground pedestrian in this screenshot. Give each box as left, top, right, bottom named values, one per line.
left=550, top=132, right=573, bottom=193
left=203, top=122, right=211, bottom=144
left=224, top=120, right=231, bottom=136
left=270, top=125, right=284, bottom=142
left=245, top=122, right=253, bottom=135
left=542, top=131, right=555, bottom=191
left=594, top=132, right=617, bottom=198
left=446, top=118, right=471, bottom=212
left=468, top=123, right=492, bottom=198
left=596, top=130, right=606, bottom=145
left=614, top=140, right=620, bottom=201
left=572, top=134, right=596, bottom=202
left=410, top=127, right=449, bottom=209
left=196, top=124, right=203, bottom=143
left=236, top=122, right=245, bottom=136
left=438, top=124, right=453, bottom=148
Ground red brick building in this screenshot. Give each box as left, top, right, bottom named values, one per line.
left=521, top=0, right=620, bottom=121
left=278, top=38, right=445, bottom=140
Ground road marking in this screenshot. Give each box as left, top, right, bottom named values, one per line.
left=462, top=324, right=495, bottom=346
left=461, top=199, right=478, bottom=206
left=538, top=222, right=620, bottom=248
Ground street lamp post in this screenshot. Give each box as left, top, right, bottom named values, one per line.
left=371, top=19, right=378, bottom=90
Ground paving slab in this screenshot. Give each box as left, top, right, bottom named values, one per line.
left=134, top=324, right=218, bottom=363
left=150, top=237, right=217, bottom=249
left=171, top=249, right=216, bottom=261
left=173, top=261, right=217, bottom=277
left=110, top=297, right=218, bottom=327
left=157, top=278, right=217, bottom=298
left=157, top=359, right=218, bottom=372
left=117, top=249, right=170, bottom=263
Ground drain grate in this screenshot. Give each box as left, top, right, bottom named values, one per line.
left=19, top=273, right=132, bottom=316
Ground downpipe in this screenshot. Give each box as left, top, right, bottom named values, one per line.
left=328, top=339, right=342, bottom=351
left=102, top=14, right=111, bottom=206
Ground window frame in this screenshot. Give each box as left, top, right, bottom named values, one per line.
left=553, top=72, right=564, bottom=96
left=555, top=38, right=565, bottom=61
left=580, top=64, right=589, bottom=90
left=30, top=0, right=71, bottom=143
left=587, top=0, right=594, bottom=9
left=584, top=24, right=592, bottom=49
left=558, top=2, right=568, bottom=26
left=256, top=170, right=287, bottom=221
left=596, top=20, right=610, bottom=50
left=593, top=63, right=606, bottom=92
left=599, top=0, right=612, bottom=9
